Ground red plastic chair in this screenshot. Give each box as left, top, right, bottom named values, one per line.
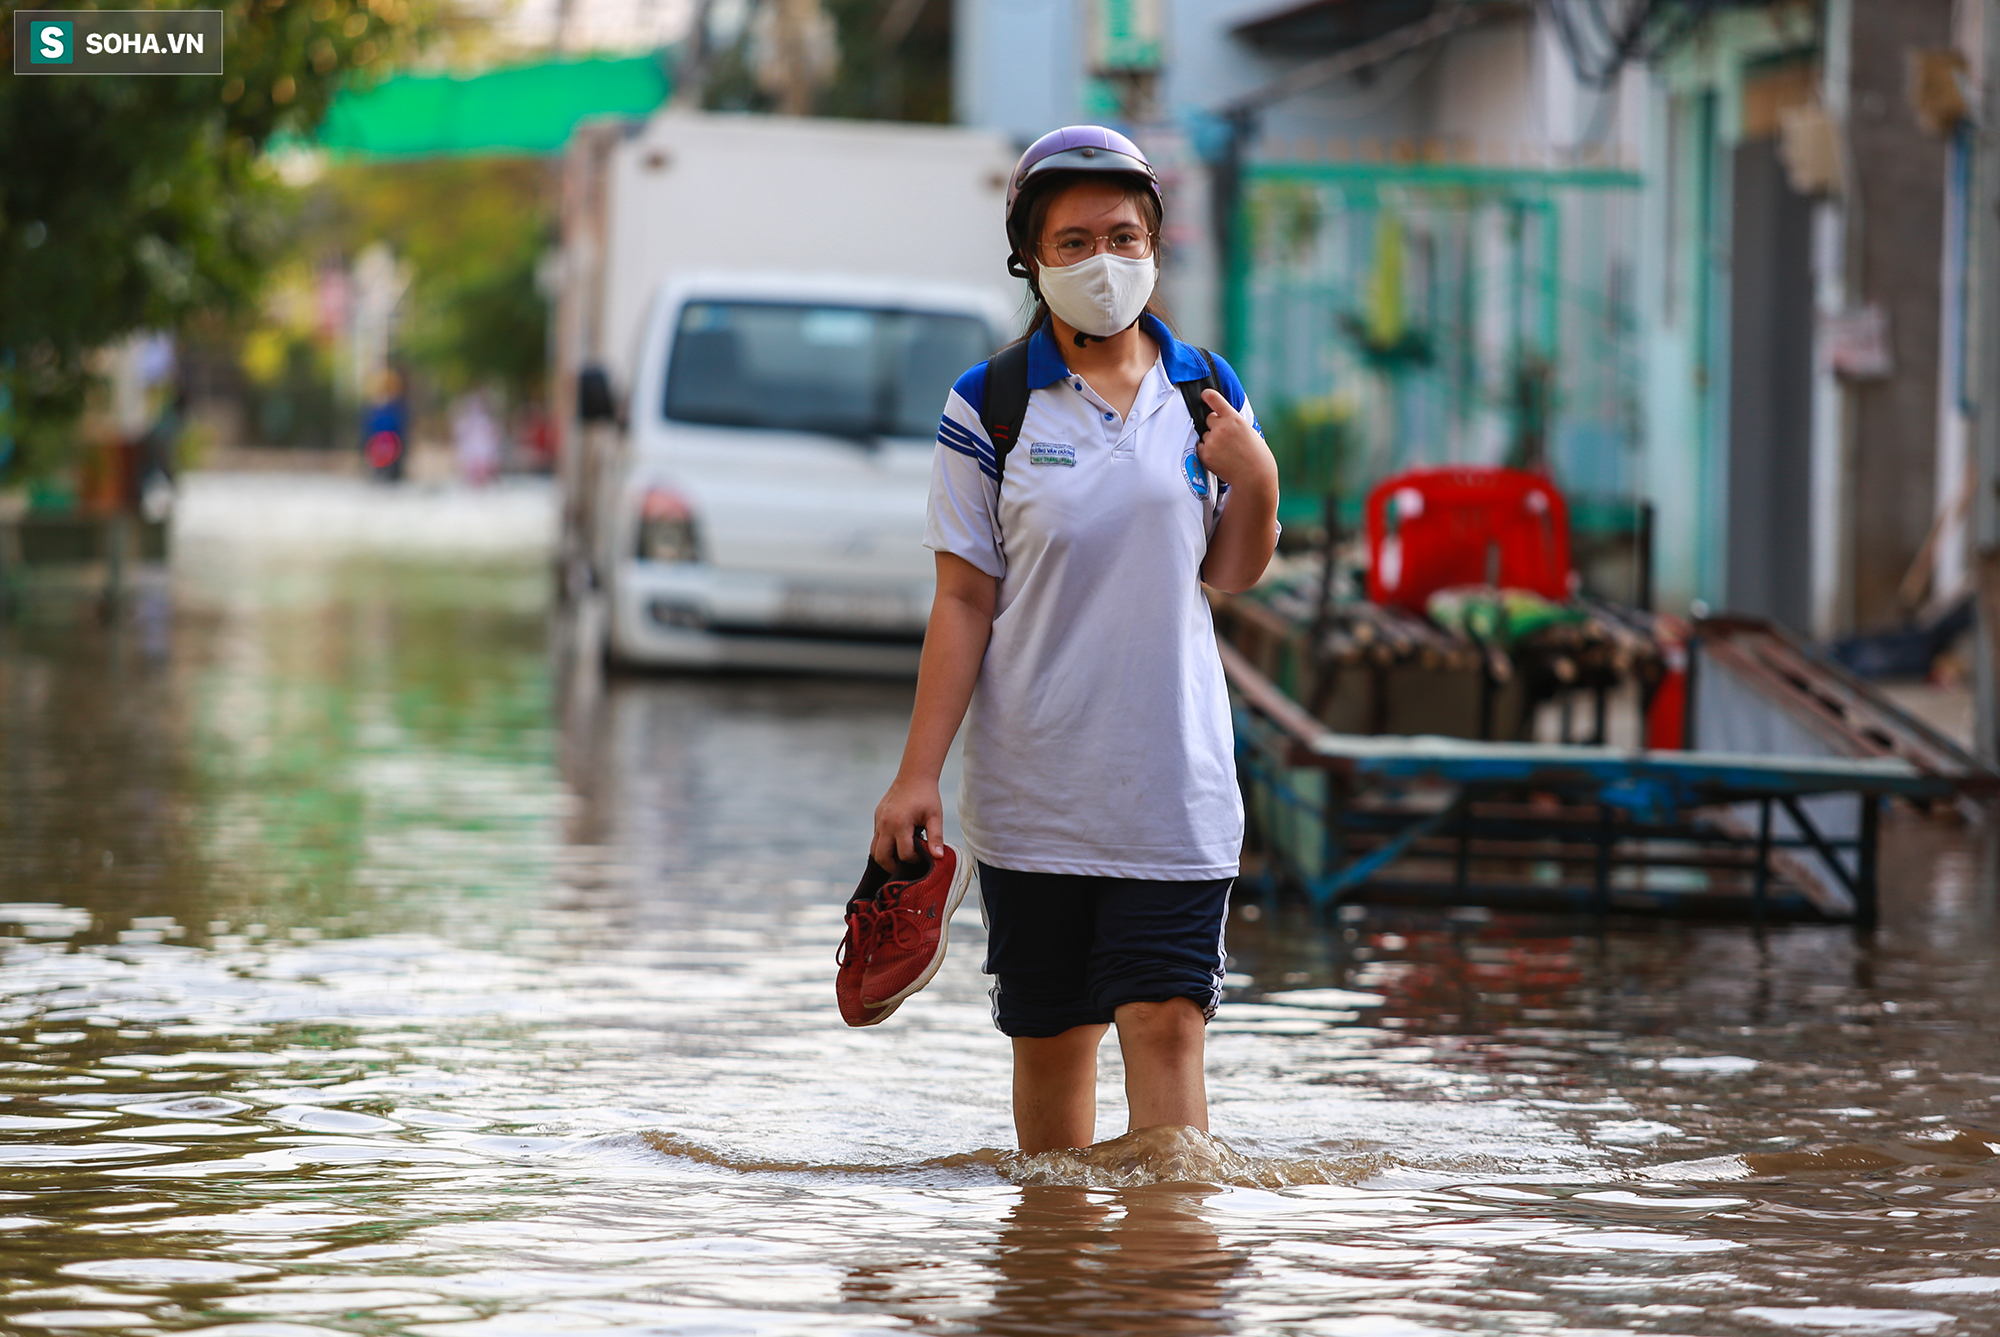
left=1364, top=466, right=1574, bottom=614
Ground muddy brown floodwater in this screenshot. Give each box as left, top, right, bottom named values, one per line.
left=3, top=535, right=2000, bottom=1337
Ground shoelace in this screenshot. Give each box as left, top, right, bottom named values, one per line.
left=835, top=885, right=928, bottom=967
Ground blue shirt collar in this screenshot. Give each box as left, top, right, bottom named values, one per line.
left=1024, top=312, right=1209, bottom=389
left=1024, top=320, right=1071, bottom=389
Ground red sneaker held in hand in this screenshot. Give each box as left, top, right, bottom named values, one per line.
left=835, top=844, right=970, bottom=1027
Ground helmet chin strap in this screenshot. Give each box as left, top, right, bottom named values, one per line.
left=1072, top=317, right=1141, bottom=349
left=1007, top=252, right=1037, bottom=299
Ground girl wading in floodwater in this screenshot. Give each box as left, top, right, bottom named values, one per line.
left=869, top=126, right=1280, bottom=1153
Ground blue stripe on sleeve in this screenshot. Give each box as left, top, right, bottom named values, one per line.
left=937, top=414, right=998, bottom=481
left=938, top=416, right=996, bottom=465
left=938, top=440, right=999, bottom=482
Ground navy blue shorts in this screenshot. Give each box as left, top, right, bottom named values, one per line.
left=977, top=862, right=1232, bottom=1039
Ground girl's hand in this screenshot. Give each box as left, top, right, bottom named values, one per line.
left=1195, top=389, right=1278, bottom=496
left=1196, top=389, right=1281, bottom=592
left=872, top=773, right=944, bottom=870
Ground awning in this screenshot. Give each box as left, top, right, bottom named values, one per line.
left=312, top=52, right=673, bottom=158
left=1231, top=0, right=1447, bottom=53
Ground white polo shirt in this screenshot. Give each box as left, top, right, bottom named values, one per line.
left=925, top=315, right=1259, bottom=881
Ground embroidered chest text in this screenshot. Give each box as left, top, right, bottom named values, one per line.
left=1027, top=442, right=1077, bottom=468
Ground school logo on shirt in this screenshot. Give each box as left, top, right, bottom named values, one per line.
left=1027, top=442, right=1076, bottom=467
left=1181, top=445, right=1210, bottom=498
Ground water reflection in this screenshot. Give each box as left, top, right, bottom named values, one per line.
left=2, top=544, right=2000, bottom=1335
left=976, top=1185, right=1244, bottom=1335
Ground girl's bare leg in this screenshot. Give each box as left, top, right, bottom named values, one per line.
left=1114, top=997, right=1208, bottom=1131
left=1012, top=1024, right=1110, bottom=1151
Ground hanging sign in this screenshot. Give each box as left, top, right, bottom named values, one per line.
left=1090, top=0, right=1162, bottom=73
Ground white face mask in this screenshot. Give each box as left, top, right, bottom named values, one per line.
left=1035, top=252, right=1157, bottom=339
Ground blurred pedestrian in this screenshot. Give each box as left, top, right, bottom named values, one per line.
left=136, top=382, right=185, bottom=523
left=868, top=126, right=1281, bottom=1153
left=361, top=368, right=408, bottom=482
left=452, top=389, right=501, bottom=486
left=518, top=401, right=555, bottom=475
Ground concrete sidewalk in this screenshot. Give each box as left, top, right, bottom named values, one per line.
left=173, top=472, right=557, bottom=560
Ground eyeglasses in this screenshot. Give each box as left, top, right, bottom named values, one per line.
left=1036, top=228, right=1155, bottom=266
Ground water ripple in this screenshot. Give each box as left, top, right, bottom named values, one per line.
left=0, top=549, right=1996, bottom=1335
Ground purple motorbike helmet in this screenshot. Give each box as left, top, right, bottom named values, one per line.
left=1004, top=125, right=1160, bottom=286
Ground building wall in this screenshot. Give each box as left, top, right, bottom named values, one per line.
left=1159, top=0, right=1284, bottom=133
left=956, top=0, right=1508, bottom=352
left=1846, top=0, right=1953, bottom=631
left=956, top=1, right=1552, bottom=176
left=1643, top=8, right=1818, bottom=616
left=951, top=0, right=1081, bottom=143
left=1638, top=2, right=1954, bottom=631
left=1429, top=20, right=1538, bottom=147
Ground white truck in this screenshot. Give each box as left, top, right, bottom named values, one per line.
left=553, top=111, right=1022, bottom=673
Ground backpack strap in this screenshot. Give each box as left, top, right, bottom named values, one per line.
left=1174, top=347, right=1226, bottom=499
left=1174, top=347, right=1225, bottom=439
left=980, top=340, right=1032, bottom=488
left=981, top=339, right=1227, bottom=490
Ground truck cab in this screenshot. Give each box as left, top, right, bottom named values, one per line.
left=603, top=272, right=1008, bottom=672
left=553, top=111, right=1021, bottom=674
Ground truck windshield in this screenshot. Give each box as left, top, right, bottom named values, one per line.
left=663, top=301, right=995, bottom=439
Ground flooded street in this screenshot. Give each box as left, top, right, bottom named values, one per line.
left=4, top=496, right=2000, bottom=1336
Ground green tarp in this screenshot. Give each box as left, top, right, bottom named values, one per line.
left=313, top=52, right=673, bottom=158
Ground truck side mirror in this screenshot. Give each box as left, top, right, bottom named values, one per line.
left=577, top=366, right=616, bottom=424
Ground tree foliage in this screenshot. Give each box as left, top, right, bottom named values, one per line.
left=820, top=0, right=949, bottom=124
left=295, top=157, right=553, bottom=406
left=696, top=0, right=950, bottom=123
left=0, top=0, right=433, bottom=480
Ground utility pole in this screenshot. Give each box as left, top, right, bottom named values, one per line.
left=673, top=0, right=714, bottom=108
left=1973, top=0, right=2000, bottom=765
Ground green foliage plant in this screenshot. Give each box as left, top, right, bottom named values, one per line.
left=290, top=156, right=554, bottom=408
left=0, top=0, right=435, bottom=485
left=1261, top=393, right=1355, bottom=505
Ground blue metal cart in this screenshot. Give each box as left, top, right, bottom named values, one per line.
left=1222, top=640, right=1960, bottom=925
